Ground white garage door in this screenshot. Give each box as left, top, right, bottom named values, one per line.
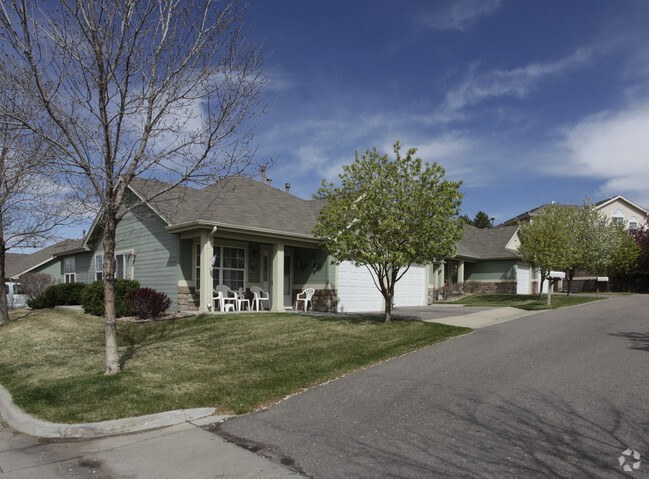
left=337, top=262, right=426, bottom=312
left=516, top=264, right=530, bottom=294
left=394, top=264, right=427, bottom=307
left=337, top=262, right=384, bottom=312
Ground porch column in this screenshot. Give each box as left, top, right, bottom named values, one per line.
left=271, top=242, right=285, bottom=312
left=458, top=260, right=465, bottom=284
left=198, top=230, right=214, bottom=313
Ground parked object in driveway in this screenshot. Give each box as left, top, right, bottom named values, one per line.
left=5, top=282, right=27, bottom=309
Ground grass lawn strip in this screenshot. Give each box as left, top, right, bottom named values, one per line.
left=449, top=293, right=605, bottom=310
left=0, top=309, right=470, bottom=423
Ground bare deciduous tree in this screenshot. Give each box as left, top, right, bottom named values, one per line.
left=0, top=0, right=269, bottom=372
left=0, top=76, right=79, bottom=325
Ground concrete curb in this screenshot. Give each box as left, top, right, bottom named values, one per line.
left=0, top=384, right=219, bottom=438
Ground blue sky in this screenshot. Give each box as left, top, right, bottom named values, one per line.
left=243, top=0, right=649, bottom=224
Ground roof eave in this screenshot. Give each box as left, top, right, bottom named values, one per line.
left=166, top=221, right=322, bottom=244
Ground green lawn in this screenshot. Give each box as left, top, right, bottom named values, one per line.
left=0, top=309, right=471, bottom=423
left=449, top=293, right=604, bottom=310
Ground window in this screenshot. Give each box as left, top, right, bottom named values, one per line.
left=612, top=209, right=624, bottom=226
left=94, top=253, right=133, bottom=280
left=115, top=253, right=133, bottom=279
left=195, top=243, right=245, bottom=291
left=95, top=254, right=103, bottom=280
left=629, top=216, right=638, bottom=231
left=64, top=258, right=75, bottom=283
left=221, top=247, right=245, bottom=291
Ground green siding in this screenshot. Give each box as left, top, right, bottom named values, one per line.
left=465, top=260, right=516, bottom=281
left=31, top=259, right=63, bottom=281
left=247, top=242, right=261, bottom=284
left=179, top=239, right=194, bottom=283
left=85, top=204, right=180, bottom=309
left=293, top=248, right=334, bottom=289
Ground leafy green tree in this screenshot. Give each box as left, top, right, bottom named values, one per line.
left=519, top=200, right=640, bottom=297
left=517, top=203, right=573, bottom=299
left=313, top=142, right=464, bottom=323
left=607, top=227, right=641, bottom=277
left=631, top=224, right=649, bottom=273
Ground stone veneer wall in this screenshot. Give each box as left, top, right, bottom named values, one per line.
left=292, top=288, right=338, bottom=312
left=478, top=281, right=516, bottom=294
left=178, top=286, right=199, bottom=311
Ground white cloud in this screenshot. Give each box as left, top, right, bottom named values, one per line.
left=419, top=0, right=503, bottom=31
left=442, top=48, right=593, bottom=115
left=561, top=100, right=649, bottom=207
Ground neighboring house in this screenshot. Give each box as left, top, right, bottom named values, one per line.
left=594, top=195, right=648, bottom=230
left=446, top=225, right=538, bottom=295
left=5, top=239, right=84, bottom=282
left=501, top=195, right=648, bottom=230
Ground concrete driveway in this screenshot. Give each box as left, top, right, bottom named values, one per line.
left=218, top=295, right=649, bottom=478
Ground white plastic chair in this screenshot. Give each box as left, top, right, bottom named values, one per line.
left=235, top=289, right=250, bottom=311
left=295, top=288, right=315, bottom=312
left=250, top=286, right=270, bottom=311
left=213, top=284, right=236, bottom=312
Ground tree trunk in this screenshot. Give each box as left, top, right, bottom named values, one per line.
left=566, top=269, right=574, bottom=296
left=384, top=292, right=392, bottom=323
left=537, top=275, right=545, bottom=300
left=103, top=209, right=120, bottom=375
left=0, top=227, right=9, bottom=326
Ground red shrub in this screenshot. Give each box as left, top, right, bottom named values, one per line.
left=127, top=288, right=172, bottom=319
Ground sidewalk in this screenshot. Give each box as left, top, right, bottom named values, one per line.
left=0, top=385, right=300, bottom=478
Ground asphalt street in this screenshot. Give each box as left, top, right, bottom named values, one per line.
left=218, top=295, right=649, bottom=478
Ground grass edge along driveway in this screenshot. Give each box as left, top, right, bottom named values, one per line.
left=449, top=293, right=605, bottom=310
left=0, top=309, right=471, bottom=424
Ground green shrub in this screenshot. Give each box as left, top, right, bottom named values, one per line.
left=81, top=279, right=140, bottom=317
left=27, top=283, right=87, bottom=309
left=27, top=294, right=51, bottom=309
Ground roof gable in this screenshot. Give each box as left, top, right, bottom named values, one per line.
left=457, top=225, right=521, bottom=260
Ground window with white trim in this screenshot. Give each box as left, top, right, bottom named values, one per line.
left=94, top=253, right=133, bottom=280
left=629, top=216, right=638, bottom=230
left=64, top=258, right=76, bottom=283
left=95, top=254, right=103, bottom=280
left=115, top=253, right=133, bottom=279
left=195, top=244, right=245, bottom=291
left=611, top=209, right=624, bottom=226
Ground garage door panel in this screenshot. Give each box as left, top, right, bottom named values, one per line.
left=516, top=264, right=530, bottom=295
left=337, top=262, right=426, bottom=312
left=337, top=262, right=383, bottom=312
left=394, top=265, right=426, bottom=307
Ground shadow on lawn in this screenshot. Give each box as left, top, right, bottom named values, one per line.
left=118, top=320, right=178, bottom=369
left=314, top=314, right=421, bottom=325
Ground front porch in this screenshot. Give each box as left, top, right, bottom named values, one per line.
left=172, top=224, right=334, bottom=313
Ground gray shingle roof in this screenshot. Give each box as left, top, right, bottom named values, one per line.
left=456, top=225, right=520, bottom=260
left=129, top=176, right=324, bottom=237
left=5, top=239, right=84, bottom=279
